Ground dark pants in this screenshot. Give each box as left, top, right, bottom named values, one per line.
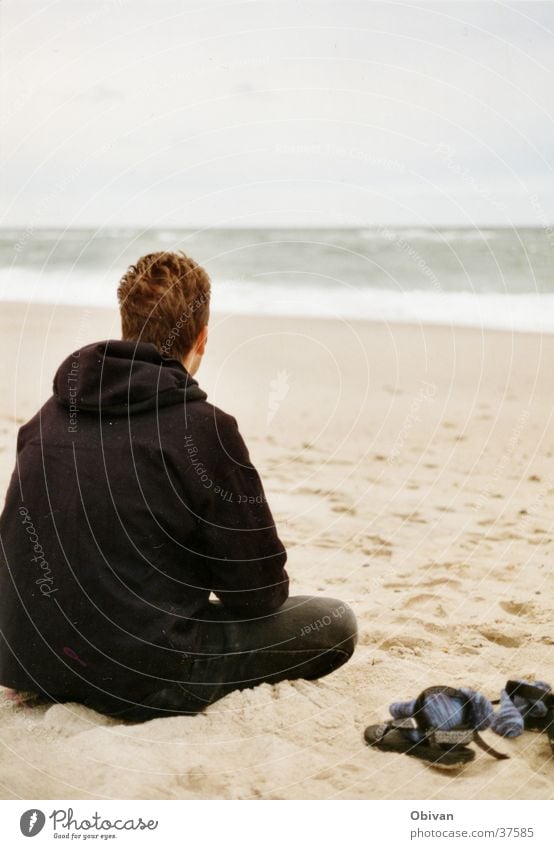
left=92, top=595, right=358, bottom=722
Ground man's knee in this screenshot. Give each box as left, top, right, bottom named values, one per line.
left=298, top=597, right=358, bottom=656
left=329, top=600, right=357, bottom=657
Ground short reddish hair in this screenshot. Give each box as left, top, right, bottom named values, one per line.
left=117, top=251, right=211, bottom=360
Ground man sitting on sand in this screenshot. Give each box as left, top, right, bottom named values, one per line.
left=0, top=252, right=357, bottom=721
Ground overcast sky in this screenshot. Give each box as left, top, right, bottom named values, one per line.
left=1, top=0, right=553, bottom=228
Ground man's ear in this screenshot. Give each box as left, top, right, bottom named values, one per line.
left=197, top=325, right=208, bottom=355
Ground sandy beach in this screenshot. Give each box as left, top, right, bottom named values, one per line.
left=0, top=301, right=552, bottom=800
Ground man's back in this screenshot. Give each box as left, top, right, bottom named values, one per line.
left=0, top=340, right=288, bottom=710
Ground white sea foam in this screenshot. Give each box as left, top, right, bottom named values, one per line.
left=0, top=268, right=116, bottom=308
left=1, top=267, right=553, bottom=334
left=216, top=279, right=554, bottom=333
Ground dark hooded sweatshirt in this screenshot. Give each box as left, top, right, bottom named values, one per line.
left=0, top=340, right=288, bottom=708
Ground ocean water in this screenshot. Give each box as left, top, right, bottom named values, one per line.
left=1, top=227, right=553, bottom=332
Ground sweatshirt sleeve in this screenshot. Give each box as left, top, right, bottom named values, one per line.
left=192, top=410, right=289, bottom=615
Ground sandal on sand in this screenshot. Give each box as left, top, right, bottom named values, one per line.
left=491, top=680, right=554, bottom=754
left=364, top=685, right=509, bottom=769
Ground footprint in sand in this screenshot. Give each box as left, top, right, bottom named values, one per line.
left=331, top=504, right=357, bottom=515
left=421, top=620, right=451, bottom=636
left=362, top=535, right=394, bottom=559
left=500, top=600, right=533, bottom=617
left=456, top=645, right=482, bottom=656
left=392, top=511, right=427, bottom=524
left=499, top=600, right=549, bottom=624
left=405, top=512, right=428, bottom=524
left=404, top=593, right=439, bottom=607
left=378, top=634, right=432, bottom=651
left=363, top=547, right=393, bottom=559
left=419, top=576, right=462, bottom=590
left=478, top=627, right=527, bottom=648
left=528, top=537, right=550, bottom=546
left=402, top=595, right=449, bottom=619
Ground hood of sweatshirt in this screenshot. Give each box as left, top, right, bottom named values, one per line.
left=53, top=340, right=207, bottom=415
